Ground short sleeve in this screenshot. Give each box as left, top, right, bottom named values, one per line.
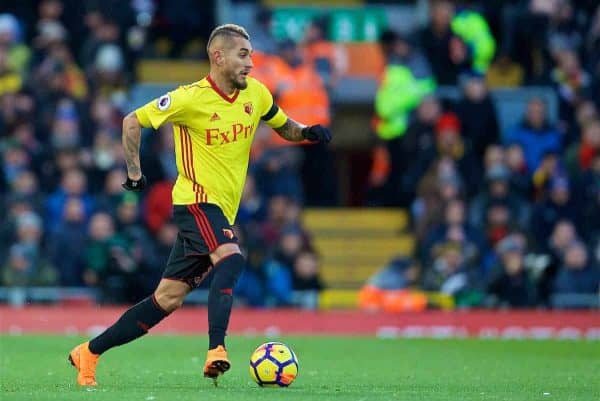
left=134, top=86, right=193, bottom=129
left=257, top=81, right=287, bottom=129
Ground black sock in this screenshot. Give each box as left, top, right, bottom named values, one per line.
left=208, top=253, right=244, bottom=349
left=89, top=295, right=169, bottom=355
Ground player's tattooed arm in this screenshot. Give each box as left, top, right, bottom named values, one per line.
left=122, top=112, right=143, bottom=179
left=274, top=118, right=306, bottom=142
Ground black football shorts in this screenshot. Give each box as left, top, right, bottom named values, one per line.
left=163, top=203, right=238, bottom=288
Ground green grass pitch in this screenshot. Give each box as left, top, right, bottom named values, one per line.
left=1, top=335, right=598, bottom=401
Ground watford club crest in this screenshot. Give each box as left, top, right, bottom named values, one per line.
left=222, top=228, right=235, bottom=239
left=244, top=102, right=253, bottom=115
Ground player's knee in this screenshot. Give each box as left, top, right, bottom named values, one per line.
left=213, top=253, right=244, bottom=288
left=154, top=291, right=185, bottom=312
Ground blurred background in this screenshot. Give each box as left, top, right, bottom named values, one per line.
left=0, top=0, right=598, bottom=312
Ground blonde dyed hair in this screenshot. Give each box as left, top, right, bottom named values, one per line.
left=207, top=24, right=250, bottom=51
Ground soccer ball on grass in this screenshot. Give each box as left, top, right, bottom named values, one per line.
left=249, top=342, right=299, bottom=387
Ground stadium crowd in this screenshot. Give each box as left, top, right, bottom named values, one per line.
left=0, top=0, right=599, bottom=309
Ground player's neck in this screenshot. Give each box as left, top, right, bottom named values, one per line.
left=208, top=72, right=237, bottom=96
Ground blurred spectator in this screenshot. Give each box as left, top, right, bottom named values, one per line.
left=0, top=42, right=22, bottom=96
left=419, top=0, right=471, bottom=85
left=537, top=219, right=579, bottom=305
left=412, top=158, right=464, bottom=241
left=235, top=223, right=268, bottom=307
left=505, top=144, right=531, bottom=197
left=374, top=96, right=442, bottom=206
left=563, top=99, right=598, bottom=146
left=115, top=192, right=161, bottom=290
left=252, top=146, right=303, bottom=203
left=80, top=16, right=121, bottom=72
left=409, top=112, right=479, bottom=198
left=451, top=2, right=496, bottom=74
left=45, top=167, right=95, bottom=232
left=89, top=43, right=128, bottom=103
left=290, top=250, right=323, bottom=309
left=35, top=41, right=88, bottom=100
left=292, top=250, right=323, bottom=291
left=510, top=0, right=555, bottom=84
left=532, top=175, right=579, bottom=247
left=7, top=169, right=44, bottom=215
left=551, top=49, right=593, bottom=126
left=400, top=96, right=441, bottom=166
left=469, top=163, right=530, bottom=232
left=259, top=195, right=309, bottom=250
left=423, top=242, right=473, bottom=300
left=301, top=18, right=347, bottom=90
left=1, top=143, right=31, bottom=193
left=274, top=39, right=337, bottom=206
left=420, top=198, right=485, bottom=270
left=454, top=73, right=500, bottom=166
left=505, top=98, right=562, bottom=173
left=86, top=130, right=124, bottom=190
left=83, top=212, right=142, bottom=303
left=552, top=241, right=600, bottom=307
left=46, top=197, right=87, bottom=285
left=483, top=199, right=516, bottom=248
left=531, top=152, right=561, bottom=199
left=578, top=153, right=600, bottom=240
left=263, top=226, right=306, bottom=306
left=141, top=124, right=177, bottom=184
left=49, top=98, right=81, bottom=150
left=2, top=211, right=56, bottom=288
left=487, top=235, right=538, bottom=308
left=237, top=174, right=266, bottom=225
left=374, top=95, right=442, bottom=206
left=143, top=180, right=173, bottom=235
left=565, top=119, right=600, bottom=177
left=0, top=13, right=30, bottom=77
left=9, top=121, right=44, bottom=167
left=0, top=91, right=36, bottom=135
left=90, top=96, right=122, bottom=135
left=375, top=29, right=435, bottom=142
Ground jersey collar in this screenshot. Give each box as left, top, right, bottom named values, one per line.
left=206, top=75, right=240, bottom=103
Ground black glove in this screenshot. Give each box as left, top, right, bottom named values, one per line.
left=122, top=174, right=147, bottom=192
left=302, top=124, right=332, bottom=144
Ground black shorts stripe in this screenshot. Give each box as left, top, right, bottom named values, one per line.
left=261, top=103, right=279, bottom=121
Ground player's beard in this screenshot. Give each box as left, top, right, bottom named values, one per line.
left=231, top=70, right=248, bottom=90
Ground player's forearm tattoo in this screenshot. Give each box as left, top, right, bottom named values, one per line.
left=274, top=118, right=306, bottom=142
left=122, top=114, right=142, bottom=178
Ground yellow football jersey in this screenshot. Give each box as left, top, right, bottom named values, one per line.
left=135, top=76, right=287, bottom=224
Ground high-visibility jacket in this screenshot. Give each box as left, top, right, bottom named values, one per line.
left=270, top=61, right=330, bottom=146
left=302, top=40, right=347, bottom=78
left=375, top=64, right=435, bottom=140
left=451, top=10, right=496, bottom=73
left=250, top=51, right=285, bottom=94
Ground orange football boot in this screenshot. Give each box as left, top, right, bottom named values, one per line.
left=203, top=345, right=230, bottom=385
left=68, top=341, right=100, bottom=386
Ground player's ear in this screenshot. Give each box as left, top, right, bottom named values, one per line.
left=213, top=49, right=225, bottom=66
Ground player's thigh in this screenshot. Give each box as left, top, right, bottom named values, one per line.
left=163, top=232, right=215, bottom=289
left=173, top=203, right=239, bottom=256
